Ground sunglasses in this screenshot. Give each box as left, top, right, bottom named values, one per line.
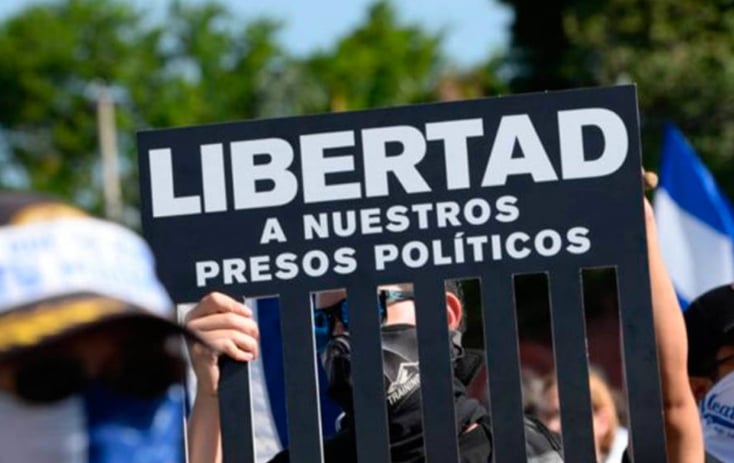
left=8, top=324, right=184, bottom=404
left=313, top=289, right=414, bottom=353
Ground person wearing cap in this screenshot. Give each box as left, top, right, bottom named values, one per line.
left=0, top=192, right=194, bottom=463
left=684, top=283, right=734, bottom=463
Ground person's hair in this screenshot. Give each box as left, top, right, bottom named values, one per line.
left=722, top=330, right=734, bottom=352
left=541, top=367, right=619, bottom=459
left=378, top=280, right=467, bottom=332
left=588, top=368, right=618, bottom=457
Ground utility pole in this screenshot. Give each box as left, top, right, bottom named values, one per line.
left=96, top=84, right=123, bottom=222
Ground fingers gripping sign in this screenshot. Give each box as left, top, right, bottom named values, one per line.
left=184, top=292, right=260, bottom=396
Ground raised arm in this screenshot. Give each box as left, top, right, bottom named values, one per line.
left=185, top=292, right=260, bottom=463
left=644, top=196, right=704, bottom=463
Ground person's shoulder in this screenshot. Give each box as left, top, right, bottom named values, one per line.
left=459, top=414, right=563, bottom=462
left=457, top=419, right=492, bottom=462
left=523, top=415, right=564, bottom=461
left=267, top=430, right=357, bottom=463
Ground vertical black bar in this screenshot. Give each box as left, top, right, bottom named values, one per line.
left=413, top=278, right=460, bottom=463
left=616, top=265, right=667, bottom=462
left=218, top=358, right=254, bottom=463
left=347, top=284, right=391, bottom=463
left=279, top=291, right=323, bottom=463
left=481, top=272, right=527, bottom=463
left=548, top=270, right=595, bottom=463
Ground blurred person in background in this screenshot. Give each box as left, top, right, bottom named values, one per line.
left=684, top=284, right=734, bottom=463
left=520, top=367, right=545, bottom=418
left=534, top=188, right=711, bottom=463
left=0, top=191, right=195, bottom=463
left=539, top=368, right=628, bottom=463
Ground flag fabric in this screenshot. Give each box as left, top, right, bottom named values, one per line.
left=255, top=297, right=343, bottom=458
left=180, top=297, right=343, bottom=462
left=654, top=123, right=734, bottom=309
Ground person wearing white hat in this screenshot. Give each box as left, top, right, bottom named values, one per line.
left=0, top=191, right=196, bottom=463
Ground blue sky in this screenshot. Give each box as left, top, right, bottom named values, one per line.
left=0, top=0, right=512, bottom=67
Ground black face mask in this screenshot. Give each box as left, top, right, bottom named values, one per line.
left=322, top=334, right=354, bottom=415
left=322, top=325, right=460, bottom=426
left=323, top=325, right=488, bottom=461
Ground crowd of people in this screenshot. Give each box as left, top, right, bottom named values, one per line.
left=0, top=180, right=732, bottom=463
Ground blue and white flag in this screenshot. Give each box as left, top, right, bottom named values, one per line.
left=654, top=123, right=734, bottom=309
left=253, top=297, right=343, bottom=460
left=180, top=297, right=343, bottom=462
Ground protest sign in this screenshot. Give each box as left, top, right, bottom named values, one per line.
left=138, top=85, right=665, bottom=462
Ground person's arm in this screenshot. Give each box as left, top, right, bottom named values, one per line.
left=184, top=292, right=260, bottom=463
left=644, top=197, right=704, bottom=463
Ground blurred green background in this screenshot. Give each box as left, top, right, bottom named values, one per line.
left=2, top=0, right=733, bottom=225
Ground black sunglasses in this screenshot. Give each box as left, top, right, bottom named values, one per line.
left=9, top=328, right=183, bottom=404
left=313, top=289, right=414, bottom=352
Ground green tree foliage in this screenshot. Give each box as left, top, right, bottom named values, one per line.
left=497, top=0, right=594, bottom=92
left=436, top=56, right=509, bottom=102
left=121, top=1, right=287, bottom=210
left=146, top=1, right=286, bottom=125
left=0, top=0, right=505, bottom=220
left=500, top=0, right=734, bottom=198
left=564, top=0, right=734, bottom=198
left=0, top=0, right=287, bottom=216
left=304, top=1, right=444, bottom=112
left=298, top=1, right=509, bottom=113
left=0, top=0, right=147, bottom=206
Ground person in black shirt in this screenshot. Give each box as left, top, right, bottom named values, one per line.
left=185, top=283, right=562, bottom=463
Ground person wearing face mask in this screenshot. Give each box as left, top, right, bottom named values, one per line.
left=684, top=284, right=734, bottom=463
left=185, top=282, right=563, bottom=463
left=284, top=283, right=549, bottom=462
left=0, top=191, right=196, bottom=463
left=185, top=189, right=708, bottom=463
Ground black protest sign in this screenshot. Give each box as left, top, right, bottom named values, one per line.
left=138, top=85, right=665, bottom=462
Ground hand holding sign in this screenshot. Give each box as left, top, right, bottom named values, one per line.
left=184, top=292, right=259, bottom=397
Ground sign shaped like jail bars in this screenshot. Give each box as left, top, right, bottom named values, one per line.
left=138, top=85, right=666, bottom=462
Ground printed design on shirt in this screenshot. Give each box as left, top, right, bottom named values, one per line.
left=386, top=362, right=420, bottom=406
left=701, top=393, right=734, bottom=431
